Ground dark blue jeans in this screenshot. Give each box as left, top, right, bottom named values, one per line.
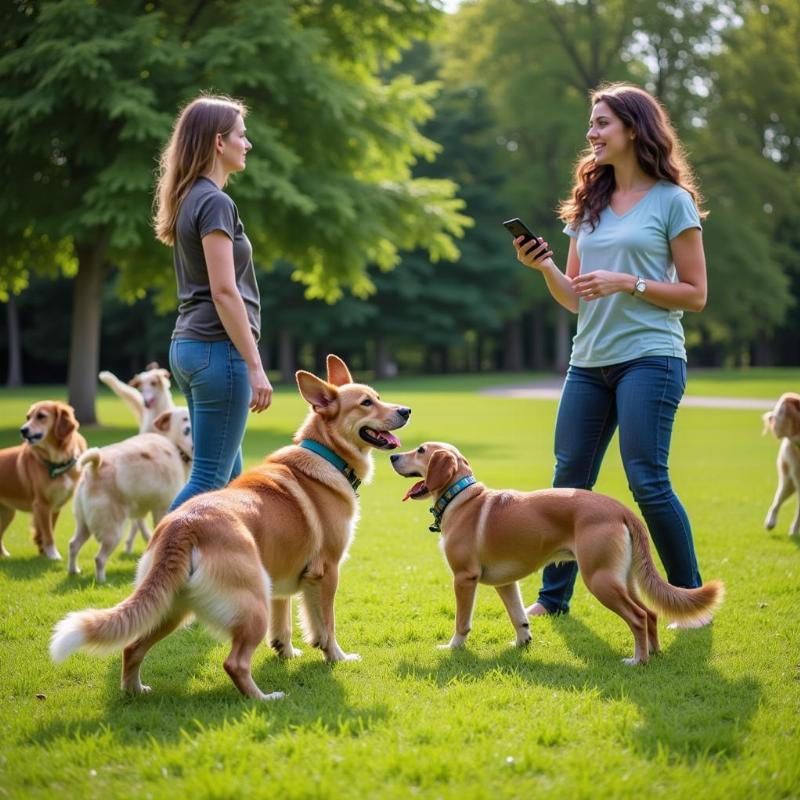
left=537, top=355, right=702, bottom=614
left=168, top=339, right=250, bottom=511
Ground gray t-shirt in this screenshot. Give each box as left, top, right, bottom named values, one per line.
left=565, top=180, right=701, bottom=367
left=171, top=176, right=261, bottom=342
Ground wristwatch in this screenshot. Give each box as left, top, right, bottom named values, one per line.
left=633, top=276, right=646, bottom=297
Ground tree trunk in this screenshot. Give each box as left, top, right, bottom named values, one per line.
left=529, top=309, right=546, bottom=371
left=554, top=307, right=571, bottom=373
left=374, top=336, right=393, bottom=379
left=5, top=294, right=23, bottom=387
left=68, top=237, right=109, bottom=424
left=278, top=327, right=295, bottom=383
left=502, top=319, right=524, bottom=371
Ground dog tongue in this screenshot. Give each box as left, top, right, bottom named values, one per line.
left=378, top=431, right=401, bottom=448
left=402, top=480, right=427, bottom=502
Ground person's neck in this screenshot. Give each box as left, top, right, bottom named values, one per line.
left=202, top=161, right=228, bottom=189
left=611, top=160, right=656, bottom=193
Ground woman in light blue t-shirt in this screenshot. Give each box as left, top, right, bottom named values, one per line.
left=514, top=83, right=711, bottom=628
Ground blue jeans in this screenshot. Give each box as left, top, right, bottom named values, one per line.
left=537, top=356, right=702, bottom=614
left=168, top=339, right=250, bottom=511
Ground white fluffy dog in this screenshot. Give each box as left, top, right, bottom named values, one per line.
left=68, top=407, right=192, bottom=582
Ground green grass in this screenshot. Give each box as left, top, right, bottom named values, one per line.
left=1, top=368, right=799, bottom=799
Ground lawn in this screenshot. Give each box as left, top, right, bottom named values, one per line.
left=1, top=368, right=799, bottom=799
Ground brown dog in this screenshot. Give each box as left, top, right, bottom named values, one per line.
left=391, top=442, right=723, bottom=664
left=51, top=356, right=411, bottom=700
left=0, top=401, right=87, bottom=560
left=763, top=392, right=800, bottom=537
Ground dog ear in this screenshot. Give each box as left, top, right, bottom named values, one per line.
left=145, top=361, right=160, bottom=370
left=426, top=450, right=458, bottom=494
left=786, top=396, right=800, bottom=436
left=153, top=411, right=172, bottom=432
left=54, top=404, right=78, bottom=441
left=129, top=375, right=142, bottom=388
left=158, top=369, right=171, bottom=382
left=326, top=354, right=353, bottom=387
left=762, top=411, right=775, bottom=436
left=296, top=371, right=338, bottom=413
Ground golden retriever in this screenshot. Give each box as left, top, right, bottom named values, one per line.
left=0, top=401, right=87, bottom=559
left=51, top=356, right=410, bottom=700
left=391, top=442, right=723, bottom=664
left=68, top=407, right=193, bottom=582
left=763, top=392, right=800, bottom=537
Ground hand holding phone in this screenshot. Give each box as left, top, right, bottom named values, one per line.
left=502, top=217, right=552, bottom=265
left=502, top=217, right=541, bottom=246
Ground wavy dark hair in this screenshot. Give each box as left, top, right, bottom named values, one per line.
left=558, top=83, right=706, bottom=231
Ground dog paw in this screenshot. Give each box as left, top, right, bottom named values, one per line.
left=260, top=691, right=285, bottom=702
left=337, top=652, right=361, bottom=662
left=514, top=635, right=532, bottom=648
left=271, top=639, right=302, bottom=659
left=98, top=371, right=113, bottom=383
left=43, top=546, right=62, bottom=561
left=622, top=657, right=645, bottom=666
left=764, top=514, right=776, bottom=530
left=1, top=545, right=10, bottom=557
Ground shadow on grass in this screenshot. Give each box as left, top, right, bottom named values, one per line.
left=396, top=616, right=760, bottom=764
left=33, top=629, right=387, bottom=747
left=0, top=553, right=61, bottom=580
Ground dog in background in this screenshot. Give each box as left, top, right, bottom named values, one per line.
left=51, top=355, right=411, bottom=700
left=99, top=362, right=175, bottom=551
left=391, top=441, right=723, bottom=665
left=68, top=407, right=193, bottom=582
left=763, top=392, right=800, bottom=537
left=0, top=401, right=87, bottom=560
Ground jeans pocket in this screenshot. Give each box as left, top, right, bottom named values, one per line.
left=173, top=340, right=212, bottom=379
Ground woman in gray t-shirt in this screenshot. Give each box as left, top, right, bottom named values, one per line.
left=153, top=94, right=271, bottom=509
left=514, top=83, right=713, bottom=630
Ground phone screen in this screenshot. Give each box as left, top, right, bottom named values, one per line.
left=502, top=217, right=539, bottom=245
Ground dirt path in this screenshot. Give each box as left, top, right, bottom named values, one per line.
left=482, top=379, right=774, bottom=410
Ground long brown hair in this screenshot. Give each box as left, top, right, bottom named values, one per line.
left=153, top=94, right=246, bottom=246
left=558, top=83, right=706, bottom=232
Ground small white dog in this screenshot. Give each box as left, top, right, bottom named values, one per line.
left=763, top=392, right=800, bottom=537
left=68, top=407, right=192, bottom=582
left=99, top=363, right=175, bottom=551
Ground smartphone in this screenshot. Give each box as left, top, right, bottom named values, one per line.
left=502, top=217, right=543, bottom=247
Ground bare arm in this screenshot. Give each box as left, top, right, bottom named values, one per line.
left=515, top=236, right=580, bottom=314
left=203, top=231, right=272, bottom=412
left=571, top=227, right=707, bottom=312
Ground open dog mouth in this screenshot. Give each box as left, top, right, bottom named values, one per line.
left=402, top=478, right=430, bottom=501
left=359, top=427, right=401, bottom=450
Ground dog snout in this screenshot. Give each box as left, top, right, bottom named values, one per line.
left=390, top=454, right=401, bottom=463
left=19, top=425, right=29, bottom=438
left=397, top=407, right=411, bottom=420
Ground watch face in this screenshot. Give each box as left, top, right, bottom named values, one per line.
left=635, top=278, right=646, bottom=294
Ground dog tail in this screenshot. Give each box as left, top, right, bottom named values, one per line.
left=50, top=516, right=193, bottom=662
left=626, top=510, right=724, bottom=624
left=78, top=448, right=102, bottom=471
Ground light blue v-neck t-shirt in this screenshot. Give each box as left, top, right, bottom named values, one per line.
left=564, top=180, right=701, bottom=368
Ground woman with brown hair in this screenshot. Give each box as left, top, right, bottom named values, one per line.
left=514, top=83, right=710, bottom=627
left=154, top=94, right=271, bottom=510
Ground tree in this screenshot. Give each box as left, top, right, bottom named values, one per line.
left=0, top=0, right=468, bottom=421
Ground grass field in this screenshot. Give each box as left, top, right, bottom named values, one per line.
left=1, top=368, right=799, bottom=799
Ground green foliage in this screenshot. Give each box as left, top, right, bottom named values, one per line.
left=0, top=0, right=468, bottom=302
left=1, top=370, right=800, bottom=796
